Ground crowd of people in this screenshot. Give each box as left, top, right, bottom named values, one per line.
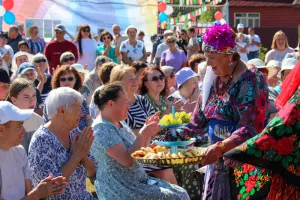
left=0, top=21, right=299, bottom=200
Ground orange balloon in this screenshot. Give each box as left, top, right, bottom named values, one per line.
left=214, top=11, right=223, bottom=21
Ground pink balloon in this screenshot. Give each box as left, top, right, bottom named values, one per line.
left=214, top=11, right=223, bottom=21
left=158, top=3, right=167, bottom=12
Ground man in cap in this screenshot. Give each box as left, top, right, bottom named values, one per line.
left=0, top=68, right=10, bottom=101
left=0, top=31, right=14, bottom=76
left=155, top=30, right=178, bottom=65
left=44, top=24, right=78, bottom=74
left=7, top=25, right=26, bottom=54
left=0, top=101, right=66, bottom=200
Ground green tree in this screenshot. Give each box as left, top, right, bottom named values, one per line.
left=199, top=7, right=216, bottom=22
left=259, top=45, right=268, bottom=62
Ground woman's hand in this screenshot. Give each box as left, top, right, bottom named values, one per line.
left=145, top=112, right=160, bottom=125
left=201, top=144, right=223, bottom=165
left=71, top=127, right=94, bottom=160
left=37, top=68, right=46, bottom=84
left=33, top=173, right=67, bottom=198
left=182, top=100, right=196, bottom=114
left=140, top=121, right=159, bottom=138
left=169, top=100, right=184, bottom=112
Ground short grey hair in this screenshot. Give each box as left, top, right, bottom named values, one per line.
left=60, top=52, right=75, bottom=64
left=45, top=87, right=83, bottom=119
left=112, top=24, right=120, bottom=29
left=161, top=66, right=175, bottom=77
left=32, top=53, right=49, bottom=70
left=94, top=55, right=111, bottom=67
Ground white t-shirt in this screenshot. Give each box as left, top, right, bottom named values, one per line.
left=0, top=145, right=31, bottom=200
left=120, top=39, right=145, bottom=62
left=75, top=38, right=97, bottom=71
left=265, top=47, right=295, bottom=64
left=0, top=45, right=14, bottom=74
left=247, top=34, right=261, bottom=52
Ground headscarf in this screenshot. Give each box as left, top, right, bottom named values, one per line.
left=11, top=51, right=33, bottom=73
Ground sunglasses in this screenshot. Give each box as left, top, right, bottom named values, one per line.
left=60, top=77, right=75, bottom=82
left=82, top=29, right=90, bottom=33
left=102, top=36, right=111, bottom=40
left=62, top=57, right=75, bottom=63
left=148, top=75, right=165, bottom=82
left=167, top=40, right=176, bottom=44
left=35, top=58, right=47, bottom=63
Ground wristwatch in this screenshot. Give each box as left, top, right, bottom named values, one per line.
left=216, top=141, right=226, bottom=154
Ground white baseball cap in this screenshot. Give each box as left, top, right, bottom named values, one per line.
left=247, top=58, right=265, bottom=68
left=164, top=30, right=173, bottom=36
left=71, top=63, right=89, bottom=74
left=237, top=24, right=244, bottom=29
left=281, top=58, right=298, bottom=72
left=0, top=102, right=33, bottom=125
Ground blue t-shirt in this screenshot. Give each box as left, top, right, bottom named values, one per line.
left=96, top=45, right=118, bottom=63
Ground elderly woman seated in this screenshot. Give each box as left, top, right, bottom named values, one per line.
left=90, top=83, right=190, bottom=200
left=28, top=87, right=96, bottom=200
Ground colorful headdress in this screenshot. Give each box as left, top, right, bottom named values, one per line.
left=203, top=24, right=237, bottom=54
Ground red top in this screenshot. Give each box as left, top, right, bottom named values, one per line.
left=45, top=40, right=78, bottom=74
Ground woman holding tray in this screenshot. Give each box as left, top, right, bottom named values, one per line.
left=181, top=24, right=270, bottom=199
left=90, top=83, right=190, bottom=200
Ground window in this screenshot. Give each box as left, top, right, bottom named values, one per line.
left=25, top=19, right=62, bottom=39
left=234, top=13, right=260, bottom=27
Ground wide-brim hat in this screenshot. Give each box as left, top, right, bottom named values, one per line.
left=175, top=67, right=199, bottom=88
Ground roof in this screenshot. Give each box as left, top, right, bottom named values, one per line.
left=229, top=0, right=296, bottom=7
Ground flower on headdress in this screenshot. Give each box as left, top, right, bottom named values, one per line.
left=203, top=24, right=236, bottom=53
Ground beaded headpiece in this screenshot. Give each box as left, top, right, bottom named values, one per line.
left=203, top=24, right=237, bottom=55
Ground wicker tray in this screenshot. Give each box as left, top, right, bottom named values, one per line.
left=132, top=154, right=204, bottom=166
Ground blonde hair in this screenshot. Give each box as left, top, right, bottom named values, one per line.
left=28, top=25, right=39, bottom=35
left=109, top=65, right=136, bottom=83
left=271, top=30, right=289, bottom=49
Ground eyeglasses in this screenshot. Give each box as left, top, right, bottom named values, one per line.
left=59, top=77, right=75, bottom=82
left=148, top=75, right=165, bottom=82
left=82, top=29, right=90, bottom=33
left=35, top=59, right=47, bottom=63
left=62, top=57, right=75, bottom=63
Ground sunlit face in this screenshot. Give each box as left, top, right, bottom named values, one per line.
left=138, top=35, right=144, bottom=41
left=187, top=30, right=194, bottom=38
left=248, top=28, right=255, bottom=35
left=267, top=69, right=280, bottom=87
left=237, top=28, right=244, bottom=33
left=113, top=26, right=120, bottom=35
left=34, top=58, right=47, bottom=72
left=9, top=30, right=18, bottom=39
left=81, top=27, right=90, bottom=39
left=182, top=76, right=199, bottom=91
left=11, top=87, right=36, bottom=109
left=281, top=69, right=291, bottom=81
left=0, top=121, right=26, bottom=148
left=16, top=55, right=28, bottom=68
left=166, top=39, right=176, bottom=49
left=102, top=34, right=112, bottom=43
left=0, top=37, right=7, bottom=47
left=122, top=71, right=138, bottom=94
left=0, top=82, right=10, bottom=100
left=180, top=32, right=187, bottom=39
left=127, top=28, right=137, bottom=39
left=63, top=102, right=82, bottom=129
left=55, top=30, right=65, bottom=40
left=22, top=69, right=36, bottom=81
left=112, top=90, right=129, bottom=121
left=145, top=69, right=166, bottom=95
left=237, top=35, right=245, bottom=43
left=275, top=35, right=286, bottom=50
left=59, top=71, right=76, bottom=89
left=167, top=71, right=176, bottom=87
left=19, top=45, right=29, bottom=52
left=205, top=52, right=231, bottom=77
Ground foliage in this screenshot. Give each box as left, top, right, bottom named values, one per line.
left=258, top=45, right=268, bottom=62
left=199, top=7, right=216, bottom=22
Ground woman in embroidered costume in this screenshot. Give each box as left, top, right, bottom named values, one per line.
left=225, top=61, right=300, bottom=200
left=181, top=24, right=270, bottom=199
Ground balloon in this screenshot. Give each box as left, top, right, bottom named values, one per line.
left=164, top=5, right=174, bottom=15
left=158, top=3, right=167, bottom=12
left=0, top=6, right=6, bottom=17
left=158, top=12, right=168, bottom=22
left=3, top=0, right=14, bottom=11
left=215, top=21, right=221, bottom=25
left=220, top=19, right=227, bottom=25
left=214, top=11, right=223, bottom=21
left=4, top=11, right=16, bottom=25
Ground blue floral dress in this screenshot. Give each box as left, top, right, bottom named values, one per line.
left=43, top=99, right=89, bottom=131
left=91, top=119, right=190, bottom=200
left=28, top=126, right=96, bottom=200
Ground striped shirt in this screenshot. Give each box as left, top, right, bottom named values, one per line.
left=125, top=94, right=156, bottom=129
left=27, top=37, right=46, bottom=55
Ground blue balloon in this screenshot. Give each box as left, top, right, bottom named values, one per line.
left=215, top=21, right=221, bottom=25
left=4, top=11, right=16, bottom=25
left=159, top=12, right=168, bottom=22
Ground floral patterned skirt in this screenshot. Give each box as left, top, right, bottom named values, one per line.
left=267, top=174, right=300, bottom=200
